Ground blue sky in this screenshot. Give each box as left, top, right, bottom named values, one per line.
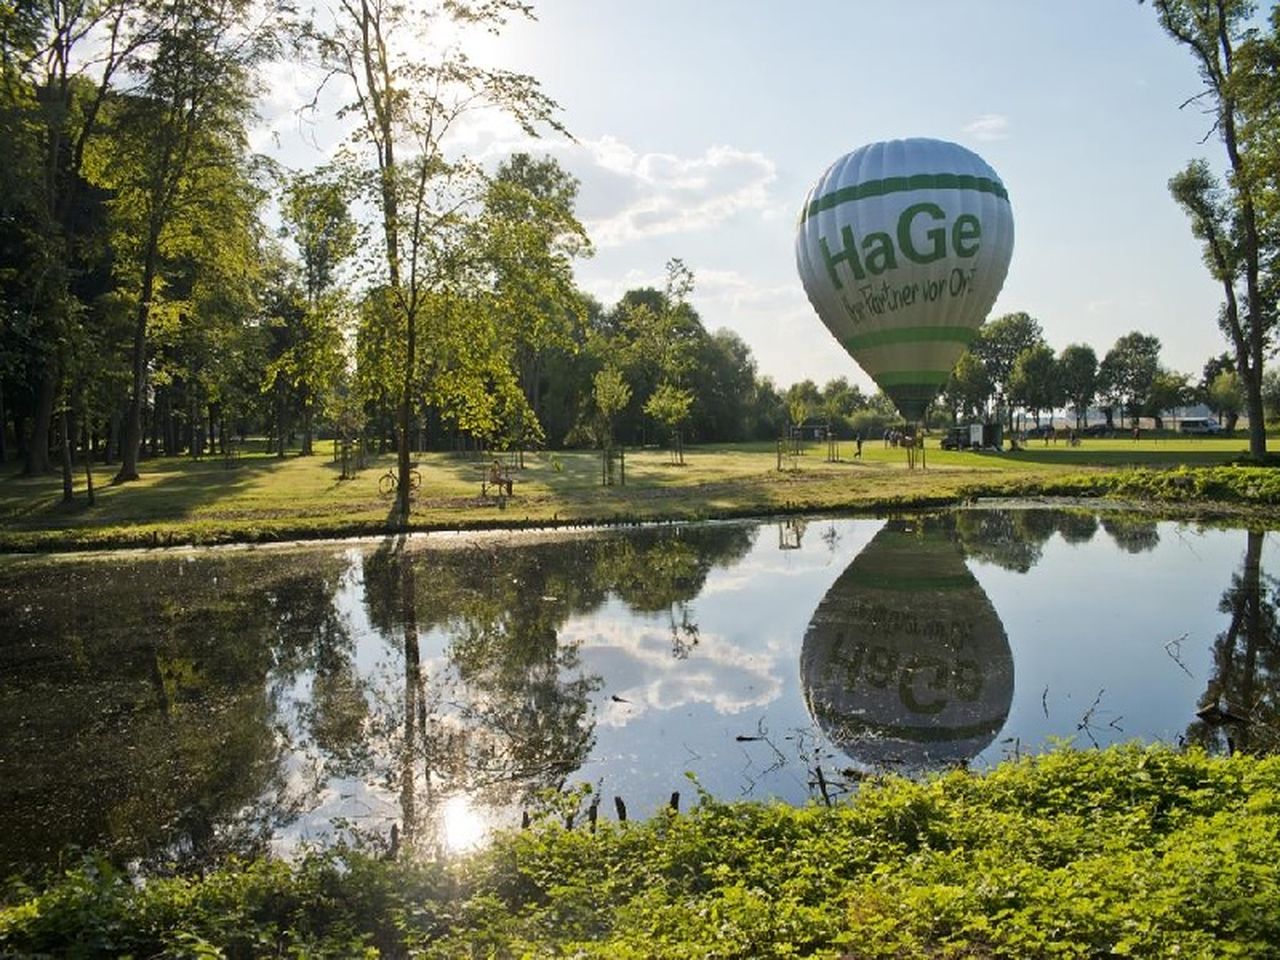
left=263, top=1, right=1234, bottom=393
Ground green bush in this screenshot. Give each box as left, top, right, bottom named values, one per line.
left=3, top=746, right=1279, bottom=958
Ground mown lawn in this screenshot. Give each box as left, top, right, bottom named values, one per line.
left=0, top=434, right=1271, bottom=551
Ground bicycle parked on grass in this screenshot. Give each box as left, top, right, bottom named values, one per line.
left=378, top=466, right=422, bottom=500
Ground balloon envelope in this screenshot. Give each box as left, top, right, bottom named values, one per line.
left=795, top=138, right=1014, bottom=420
left=800, top=517, right=1014, bottom=771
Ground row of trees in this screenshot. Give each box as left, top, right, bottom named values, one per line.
left=939, top=311, right=1280, bottom=432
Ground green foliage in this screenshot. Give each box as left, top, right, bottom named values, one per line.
left=5, top=747, right=1280, bottom=957
left=592, top=365, right=631, bottom=445
left=643, top=382, right=692, bottom=431
left=968, top=464, right=1280, bottom=507
left=1059, top=343, right=1099, bottom=425
left=1210, top=369, right=1246, bottom=422
left=1100, top=331, right=1163, bottom=424
left=1007, top=343, right=1061, bottom=423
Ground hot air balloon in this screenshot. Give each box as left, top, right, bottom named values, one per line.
left=800, top=517, right=1014, bottom=770
left=795, top=139, right=1014, bottom=424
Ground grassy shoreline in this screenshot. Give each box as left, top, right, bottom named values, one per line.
left=1, top=438, right=1277, bottom=553
left=3, top=745, right=1277, bottom=957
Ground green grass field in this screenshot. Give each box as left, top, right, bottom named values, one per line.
left=0, top=433, right=1271, bottom=552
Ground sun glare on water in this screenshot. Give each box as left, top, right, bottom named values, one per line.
left=440, top=794, right=489, bottom=853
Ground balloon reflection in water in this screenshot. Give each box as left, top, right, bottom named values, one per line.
left=801, top=518, right=1014, bottom=771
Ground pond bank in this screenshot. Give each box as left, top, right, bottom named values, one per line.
left=2, top=457, right=1278, bottom=555
left=3, top=745, right=1277, bottom=957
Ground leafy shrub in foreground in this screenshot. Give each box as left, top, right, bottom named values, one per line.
left=3, top=745, right=1279, bottom=958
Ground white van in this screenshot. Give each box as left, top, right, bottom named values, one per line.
left=1179, top=417, right=1223, bottom=435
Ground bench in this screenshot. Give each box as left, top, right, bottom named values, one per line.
left=478, top=463, right=515, bottom=498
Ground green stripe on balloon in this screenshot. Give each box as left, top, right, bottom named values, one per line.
left=841, top=325, right=979, bottom=352
left=816, top=714, right=1007, bottom=744
left=846, top=571, right=974, bottom=592
left=876, top=377, right=949, bottom=423
left=803, top=173, right=1009, bottom=223
left=869, top=370, right=952, bottom=386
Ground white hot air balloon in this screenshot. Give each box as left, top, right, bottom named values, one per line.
left=795, top=138, right=1014, bottom=422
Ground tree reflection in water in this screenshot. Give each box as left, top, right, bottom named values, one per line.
left=357, top=524, right=755, bottom=856
left=1187, top=530, right=1280, bottom=755
left=6, top=512, right=1269, bottom=876
left=0, top=550, right=354, bottom=876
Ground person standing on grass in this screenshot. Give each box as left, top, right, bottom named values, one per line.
left=855, top=433, right=863, bottom=459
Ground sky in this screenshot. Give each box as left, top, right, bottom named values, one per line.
left=259, top=0, right=1237, bottom=395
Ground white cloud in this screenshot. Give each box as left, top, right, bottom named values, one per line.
left=569, top=615, right=784, bottom=727
left=581, top=141, right=777, bottom=247
left=963, top=113, right=1012, bottom=142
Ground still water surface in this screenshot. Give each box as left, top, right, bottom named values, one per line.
left=1, top=509, right=1276, bottom=875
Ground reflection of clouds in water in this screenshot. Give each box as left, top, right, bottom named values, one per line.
left=567, top=615, right=783, bottom=727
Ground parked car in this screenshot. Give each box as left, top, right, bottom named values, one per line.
left=1082, top=423, right=1113, bottom=437
left=1179, top=417, right=1223, bottom=435
left=1024, top=424, right=1055, bottom=439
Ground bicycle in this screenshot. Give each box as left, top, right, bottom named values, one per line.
left=378, top=466, right=422, bottom=499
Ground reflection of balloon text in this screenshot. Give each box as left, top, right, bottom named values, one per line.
left=832, top=641, right=984, bottom=715
left=800, top=518, right=1014, bottom=770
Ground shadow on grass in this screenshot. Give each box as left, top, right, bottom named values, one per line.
left=0, top=454, right=294, bottom=529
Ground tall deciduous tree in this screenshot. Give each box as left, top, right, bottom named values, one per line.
left=1150, top=0, right=1276, bottom=457
left=1007, top=344, right=1061, bottom=427
left=1058, top=343, right=1098, bottom=427
left=112, top=0, right=271, bottom=482
left=310, top=0, right=563, bottom=520
left=973, top=312, right=1045, bottom=428
left=944, top=350, right=993, bottom=421
left=279, top=168, right=356, bottom=455
left=0, top=0, right=151, bottom=479
left=483, top=153, right=589, bottom=452
left=1209, top=368, right=1246, bottom=430
left=1099, top=331, right=1163, bottom=427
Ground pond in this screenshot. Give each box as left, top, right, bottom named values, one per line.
left=1, top=508, right=1277, bottom=876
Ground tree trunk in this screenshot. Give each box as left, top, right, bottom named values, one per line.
left=302, top=401, right=314, bottom=455
left=117, top=237, right=160, bottom=482
left=24, top=358, right=57, bottom=475
left=276, top=387, right=288, bottom=458
left=82, top=418, right=95, bottom=506
left=398, top=544, right=421, bottom=849
left=105, top=406, right=120, bottom=464
left=59, top=408, right=75, bottom=503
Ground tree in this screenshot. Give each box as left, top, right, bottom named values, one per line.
left=944, top=350, right=993, bottom=422
left=1007, top=345, right=1061, bottom=427
left=1151, top=0, right=1277, bottom=457
left=591, top=365, right=630, bottom=448
left=784, top=379, right=821, bottom=434
left=1263, top=367, right=1280, bottom=421
left=693, top=329, right=758, bottom=442
left=1099, top=332, right=1162, bottom=427
left=310, top=0, right=564, bottom=520
left=0, top=0, right=154, bottom=482
left=1209, top=369, right=1246, bottom=431
left=483, top=153, right=589, bottom=453
left=1201, top=352, right=1236, bottom=401
left=112, top=0, right=271, bottom=482
left=279, top=169, right=356, bottom=455
left=1058, top=344, right=1098, bottom=428
left=643, top=382, right=692, bottom=465
left=1146, top=369, right=1193, bottom=428
left=973, top=312, right=1045, bottom=427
